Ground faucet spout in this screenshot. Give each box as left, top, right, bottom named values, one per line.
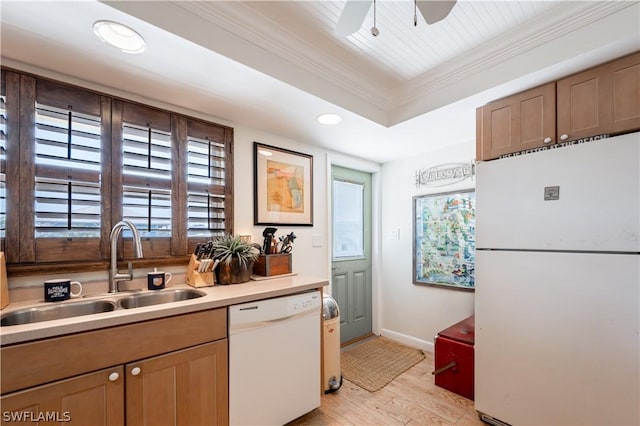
left=109, top=220, right=144, bottom=293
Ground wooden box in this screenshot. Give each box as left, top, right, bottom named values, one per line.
left=253, top=254, right=292, bottom=277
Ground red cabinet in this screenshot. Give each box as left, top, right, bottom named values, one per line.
left=434, top=315, right=475, bottom=400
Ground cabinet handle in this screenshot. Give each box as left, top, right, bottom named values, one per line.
left=543, top=137, right=552, bottom=144
left=560, top=134, right=569, bottom=141
left=108, top=372, right=119, bottom=382
left=131, top=367, right=141, bottom=376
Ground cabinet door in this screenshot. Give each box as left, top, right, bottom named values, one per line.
left=557, top=52, right=640, bottom=141
left=126, top=340, right=228, bottom=426
left=477, top=82, right=556, bottom=160
left=0, top=366, right=124, bottom=426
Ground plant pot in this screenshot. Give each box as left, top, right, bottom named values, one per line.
left=216, top=258, right=253, bottom=285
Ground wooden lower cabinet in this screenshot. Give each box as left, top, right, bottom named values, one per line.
left=0, top=341, right=228, bottom=426
left=1, top=366, right=125, bottom=426
left=126, top=340, right=228, bottom=426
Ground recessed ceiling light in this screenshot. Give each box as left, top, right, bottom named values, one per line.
left=317, top=113, right=342, bottom=125
left=93, top=20, right=146, bottom=54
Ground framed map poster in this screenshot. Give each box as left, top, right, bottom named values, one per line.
left=413, top=189, right=475, bottom=291
left=254, top=142, right=313, bottom=226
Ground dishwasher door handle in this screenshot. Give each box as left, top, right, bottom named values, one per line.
left=230, top=309, right=317, bottom=335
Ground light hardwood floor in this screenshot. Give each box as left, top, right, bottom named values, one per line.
left=288, top=351, right=484, bottom=426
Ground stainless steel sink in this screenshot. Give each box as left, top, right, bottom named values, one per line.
left=0, top=300, right=117, bottom=326
left=117, top=289, right=205, bottom=309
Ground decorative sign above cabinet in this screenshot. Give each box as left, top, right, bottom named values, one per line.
left=499, top=133, right=610, bottom=159
left=415, top=162, right=475, bottom=188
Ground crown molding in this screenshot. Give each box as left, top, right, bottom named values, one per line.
left=391, top=1, right=635, bottom=111
left=177, top=2, right=393, bottom=110
left=108, top=0, right=638, bottom=128
left=174, top=0, right=638, bottom=127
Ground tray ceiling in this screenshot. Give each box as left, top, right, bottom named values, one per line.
left=1, top=1, right=638, bottom=162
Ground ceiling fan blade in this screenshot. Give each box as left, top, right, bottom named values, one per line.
left=416, top=0, right=457, bottom=25
left=335, top=0, right=372, bottom=37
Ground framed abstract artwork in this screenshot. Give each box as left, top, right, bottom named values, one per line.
left=413, top=189, right=475, bottom=291
left=254, top=142, right=313, bottom=226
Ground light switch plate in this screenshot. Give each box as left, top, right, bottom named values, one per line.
left=311, top=235, right=323, bottom=247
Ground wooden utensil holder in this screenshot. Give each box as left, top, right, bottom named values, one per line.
left=253, top=253, right=292, bottom=277
left=186, top=255, right=216, bottom=288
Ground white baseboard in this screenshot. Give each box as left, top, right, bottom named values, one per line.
left=379, top=328, right=434, bottom=353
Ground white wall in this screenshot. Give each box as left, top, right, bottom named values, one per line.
left=379, top=140, right=476, bottom=352
left=232, top=126, right=331, bottom=280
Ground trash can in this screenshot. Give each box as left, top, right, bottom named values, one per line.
left=322, top=295, right=342, bottom=393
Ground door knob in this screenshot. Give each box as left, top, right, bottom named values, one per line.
left=131, top=367, right=141, bottom=376
left=543, top=137, right=552, bottom=144
left=108, top=372, right=119, bottom=382
left=560, top=134, right=569, bottom=141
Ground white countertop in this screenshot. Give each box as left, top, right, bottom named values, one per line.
left=0, top=275, right=328, bottom=346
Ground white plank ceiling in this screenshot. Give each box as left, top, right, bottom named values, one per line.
left=1, top=1, right=638, bottom=162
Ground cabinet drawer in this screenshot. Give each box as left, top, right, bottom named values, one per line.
left=1, top=308, right=227, bottom=394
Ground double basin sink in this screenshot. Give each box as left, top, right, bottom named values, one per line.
left=1, top=289, right=206, bottom=327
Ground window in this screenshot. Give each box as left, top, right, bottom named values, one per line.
left=1, top=70, right=233, bottom=272
left=34, top=104, right=102, bottom=239
left=332, top=179, right=364, bottom=258
left=121, top=117, right=173, bottom=239
left=0, top=90, right=6, bottom=250
left=186, top=119, right=231, bottom=241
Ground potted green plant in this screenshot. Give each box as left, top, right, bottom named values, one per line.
left=212, top=234, right=260, bottom=284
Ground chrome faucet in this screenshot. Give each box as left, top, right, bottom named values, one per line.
left=109, top=220, right=144, bottom=293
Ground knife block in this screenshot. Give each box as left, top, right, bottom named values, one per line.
left=186, top=255, right=216, bottom=288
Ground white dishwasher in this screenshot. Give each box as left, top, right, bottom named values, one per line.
left=229, top=290, right=321, bottom=426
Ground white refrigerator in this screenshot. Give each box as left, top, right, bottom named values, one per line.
left=475, top=132, right=640, bottom=426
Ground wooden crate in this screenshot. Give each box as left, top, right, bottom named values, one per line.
left=253, top=254, right=292, bottom=277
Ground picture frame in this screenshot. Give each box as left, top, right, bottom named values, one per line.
left=413, top=189, right=475, bottom=291
left=254, top=142, right=313, bottom=226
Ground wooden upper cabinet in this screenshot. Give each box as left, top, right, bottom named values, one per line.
left=557, top=52, right=640, bottom=141
left=477, top=82, right=556, bottom=161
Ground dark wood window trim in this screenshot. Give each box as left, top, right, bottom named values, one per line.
left=1, top=69, right=234, bottom=276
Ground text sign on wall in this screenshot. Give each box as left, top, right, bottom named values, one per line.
left=415, top=162, right=475, bottom=188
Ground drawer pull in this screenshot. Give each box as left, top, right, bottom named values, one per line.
left=560, top=134, right=569, bottom=141
left=131, top=367, right=141, bottom=376
left=543, top=137, right=552, bottom=144
left=108, top=372, right=119, bottom=382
